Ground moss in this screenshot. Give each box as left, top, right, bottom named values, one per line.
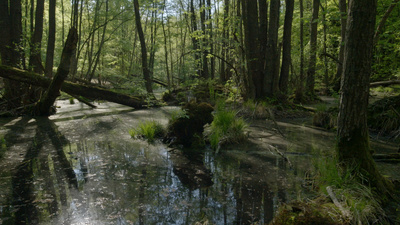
left=271, top=199, right=345, bottom=225
left=166, top=101, right=214, bottom=147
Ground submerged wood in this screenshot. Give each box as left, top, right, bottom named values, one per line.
left=0, top=65, right=147, bottom=109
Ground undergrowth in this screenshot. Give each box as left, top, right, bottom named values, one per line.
left=129, top=121, right=165, bottom=143
left=208, top=102, right=247, bottom=150
left=313, top=157, right=387, bottom=224
left=273, top=155, right=389, bottom=224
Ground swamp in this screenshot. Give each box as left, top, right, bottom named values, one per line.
left=1, top=0, right=400, bottom=224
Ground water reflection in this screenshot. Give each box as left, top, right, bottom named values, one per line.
left=0, top=107, right=337, bottom=225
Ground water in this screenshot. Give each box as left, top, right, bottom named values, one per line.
left=0, top=100, right=397, bottom=225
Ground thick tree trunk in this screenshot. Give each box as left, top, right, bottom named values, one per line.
left=34, top=28, right=78, bottom=116
left=264, top=0, right=280, bottom=97
left=29, top=0, right=45, bottom=74
left=279, top=0, right=294, bottom=95
left=242, top=0, right=257, bottom=99
left=306, top=0, right=320, bottom=96
left=134, top=0, right=153, bottom=95
left=0, top=66, right=148, bottom=110
left=337, top=0, right=391, bottom=193
left=0, top=0, right=24, bottom=108
left=45, top=0, right=56, bottom=78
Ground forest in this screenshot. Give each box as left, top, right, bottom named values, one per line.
left=0, top=0, right=400, bottom=224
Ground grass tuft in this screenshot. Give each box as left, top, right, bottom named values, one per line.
left=208, top=102, right=247, bottom=150
left=129, top=121, right=165, bottom=143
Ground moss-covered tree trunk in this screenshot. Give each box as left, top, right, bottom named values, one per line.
left=337, top=0, right=391, bottom=193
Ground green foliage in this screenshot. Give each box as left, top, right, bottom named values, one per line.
left=69, top=97, right=75, bottom=104
left=209, top=102, right=247, bottom=150
left=0, top=136, right=6, bottom=159
left=169, top=109, right=189, bottom=123
left=129, top=120, right=165, bottom=143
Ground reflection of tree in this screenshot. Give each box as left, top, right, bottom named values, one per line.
left=170, top=149, right=213, bottom=190
left=5, top=117, right=78, bottom=224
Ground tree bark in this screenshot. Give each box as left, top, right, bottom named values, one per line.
left=264, top=0, right=280, bottom=97
left=35, top=28, right=78, bottom=116
left=29, top=0, right=45, bottom=74
left=279, top=0, right=294, bottom=95
left=305, top=0, right=320, bottom=97
left=0, top=0, right=24, bottom=108
left=44, top=0, right=56, bottom=78
left=199, top=0, right=209, bottom=79
left=220, top=0, right=229, bottom=83
left=190, top=0, right=201, bottom=78
left=295, top=0, right=305, bottom=99
left=337, top=0, right=391, bottom=193
left=0, top=65, right=147, bottom=110
left=134, top=0, right=153, bottom=95
left=242, top=0, right=258, bottom=99
left=333, top=0, right=347, bottom=92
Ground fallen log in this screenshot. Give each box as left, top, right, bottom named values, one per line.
left=370, top=80, right=400, bottom=88
left=373, top=153, right=400, bottom=163
left=0, top=65, right=148, bottom=109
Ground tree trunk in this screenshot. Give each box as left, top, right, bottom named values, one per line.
left=161, top=1, right=171, bottom=88
left=0, top=0, right=24, bottom=108
left=295, top=0, right=305, bottom=100
left=44, top=0, right=56, bottom=78
left=29, top=0, right=45, bottom=74
left=0, top=66, right=148, bottom=110
left=337, top=0, right=391, bottom=193
left=190, top=0, right=201, bottom=77
left=279, top=0, right=294, bottom=95
left=220, top=0, right=229, bottom=83
left=305, top=0, right=320, bottom=97
left=207, top=0, right=215, bottom=79
left=333, top=0, right=347, bottom=92
left=264, top=0, right=280, bottom=97
left=242, top=0, right=258, bottom=99
left=200, top=0, right=209, bottom=79
left=134, top=0, right=153, bottom=95
left=258, top=0, right=268, bottom=73
left=35, top=28, right=78, bottom=116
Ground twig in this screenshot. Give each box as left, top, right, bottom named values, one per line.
left=326, top=186, right=351, bottom=219
left=267, top=108, right=286, bottom=138
left=268, top=144, right=293, bottom=168
left=390, top=105, right=400, bottom=118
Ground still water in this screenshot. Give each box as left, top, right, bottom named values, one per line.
left=0, top=101, right=396, bottom=224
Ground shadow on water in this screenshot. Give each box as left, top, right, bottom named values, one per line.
left=1, top=105, right=396, bottom=225
left=1, top=117, right=78, bottom=225
left=0, top=112, right=306, bottom=225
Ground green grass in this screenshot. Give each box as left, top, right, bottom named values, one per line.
left=313, top=157, right=387, bottom=224
left=209, top=105, right=247, bottom=150
left=129, top=121, right=165, bottom=143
